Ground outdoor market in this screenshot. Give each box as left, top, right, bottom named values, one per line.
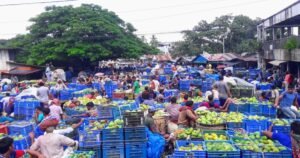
left=0, top=58, right=299, bottom=158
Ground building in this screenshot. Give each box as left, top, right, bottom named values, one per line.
left=257, top=1, right=300, bottom=74
left=0, top=48, right=17, bottom=71
left=0, top=48, right=42, bottom=79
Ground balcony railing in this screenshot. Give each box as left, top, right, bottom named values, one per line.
left=263, top=35, right=300, bottom=51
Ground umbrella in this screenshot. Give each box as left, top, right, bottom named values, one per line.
left=217, top=65, right=226, bottom=69
left=95, top=73, right=104, bottom=76
left=1, top=78, right=12, bottom=84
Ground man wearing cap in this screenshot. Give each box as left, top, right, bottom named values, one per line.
left=145, top=107, right=158, bottom=133
left=198, top=65, right=206, bottom=79
left=30, top=123, right=77, bottom=158
left=49, top=99, right=63, bottom=121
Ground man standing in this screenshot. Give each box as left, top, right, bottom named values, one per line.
left=275, top=84, right=300, bottom=119
left=37, top=81, right=49, bottom=107
left=30, top=125, right=77, bottom=158
left=213, top=75, right=231, bottom=106
left=45, top=64, right=52, bottom=82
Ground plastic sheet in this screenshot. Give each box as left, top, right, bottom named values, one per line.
left=146, top=127, right=165, bottom=158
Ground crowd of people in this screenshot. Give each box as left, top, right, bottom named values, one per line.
left=0, top=62, right=300, bottom=157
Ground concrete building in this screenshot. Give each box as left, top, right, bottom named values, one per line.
left=0, top=48, right=18, bottom=71
left=257, top=1, right=300, bottom=74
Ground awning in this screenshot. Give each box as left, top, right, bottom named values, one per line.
left=223, top=61, right=241, bottom=66
left=268, top=60, right=287, bottom=66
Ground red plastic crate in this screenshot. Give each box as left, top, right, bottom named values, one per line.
left=113, top=92, right=125, bottom=100
left=0, top=125, right=8, bottom=134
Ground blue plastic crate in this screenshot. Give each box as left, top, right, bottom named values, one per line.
left=240, top=149, right=263, bottom=158
left=262, top=105, right=277, bottom=118
left=79, top=117, right=107, bottom=131
left=79, top=130, right=101, bottom=148
left=8, top=121, right=34, bottom=135
left=92, top=83, right=102, bottom=92
left=159, top=75, right=168, bottom=84
left=226, top=122, right=245, bottom=129
left=78, top=147, right=101, bottom=158
left=267, top=121, right=291, bottom=135
left=125, top=141, right=147, bottom=158
left=164, top=89, right=179, bottom=98
left=206, top=141, right=240, bottom=158
left=243, top=119, right=268, bottom=133
left=141, top=80, right=150, bottom=85
left=76, top=84, right=88, bottom=91
left=13, top=135, right=31, bottom=150
left=228, top=103, right=249, bottom=113
left=124, top=127, right=146, bottom=140
left=71, top=151, right=96, bottom=158
left=263, top=149, right=292, bottom=158
left=60, top=89, right=76, bottom=101
left=191, top=79, right=202, bottom=86
left=67, top=83, right=77, bottom=89
left=102, top=142, right=125, bottom=158
left=102, top=128, right=124, bottom=141
left=173, top=141, right=206, bottom=158
left=72, top=92, right=85, bottom=98
left=65, top=107, right=86, bottom=116
left=164, top=67, right=173, bottom=74
left=97, top=106, right=114, bottom=119
left=249, top=103, right=264, bottom=115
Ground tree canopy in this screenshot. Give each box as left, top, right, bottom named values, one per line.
left=170, top=15, right=261, bottom=56
left=8, top=4, right=158, bottom=66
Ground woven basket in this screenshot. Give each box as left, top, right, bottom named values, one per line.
left=196, top=123, right=226, bottom=130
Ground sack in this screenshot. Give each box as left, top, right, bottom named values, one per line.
left=146, top=127, right=165, bottom=158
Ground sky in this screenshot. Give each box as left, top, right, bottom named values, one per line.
left=0, top=0, right=297, bottom=42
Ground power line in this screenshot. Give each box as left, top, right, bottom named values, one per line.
left=0, top=0, right=78, bottom=7
left=136, top=31, right=184, bottom=36
left=118, top=0, right=235, bottom=14
left=132, top=0, right=271, bottom=22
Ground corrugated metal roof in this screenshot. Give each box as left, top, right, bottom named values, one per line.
left=1, top=66, right=41, bottom=75
left=203, top=53, right=240, bottom=62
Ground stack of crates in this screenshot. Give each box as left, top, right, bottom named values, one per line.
left=123, top=111, right=145, bottom=127
left=59, top=89, right=76, bottom=101
left=76, top=84, right=88, bottom=91
left=164, top=89, right=179, bottom=102
left=179, top=80, right=191, bottom=91
left=124, top=127, right=147, bottom=158
left=92, top=82, right=102, bottom=92
left=172, top=141, right=206, bottom=158
left=14, top=100, right=40, bottom=120
left=10, top=134, right=31, bottom=150
left=104, top=82, right=118, bottom=98
left=164, top=66, right=173, bottom=75
left=8, top=121, right=34, bottom=135
left=159, top=75, right=168, bottom=85
left=243, top=118, right=268, bottom=133
left=78, top=117, right=104, bottom=158
left=102, top=128, right=124, bottom=158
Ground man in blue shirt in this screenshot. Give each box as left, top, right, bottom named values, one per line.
left=275, top=84, right=300, bottom=119
left=263, top=121, right=300, bottom=157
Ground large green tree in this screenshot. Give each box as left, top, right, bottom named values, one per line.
left=170, top=15, right=261, bottom=56
left=9, top=4, right=157, bottom=66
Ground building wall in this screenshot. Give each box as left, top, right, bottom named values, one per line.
left=0, top=50, right=11, bottom=71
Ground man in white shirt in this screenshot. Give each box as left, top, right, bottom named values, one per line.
left=0, top=93, right=10, bottom=113
left=31, top=126, right=77, bottom=158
